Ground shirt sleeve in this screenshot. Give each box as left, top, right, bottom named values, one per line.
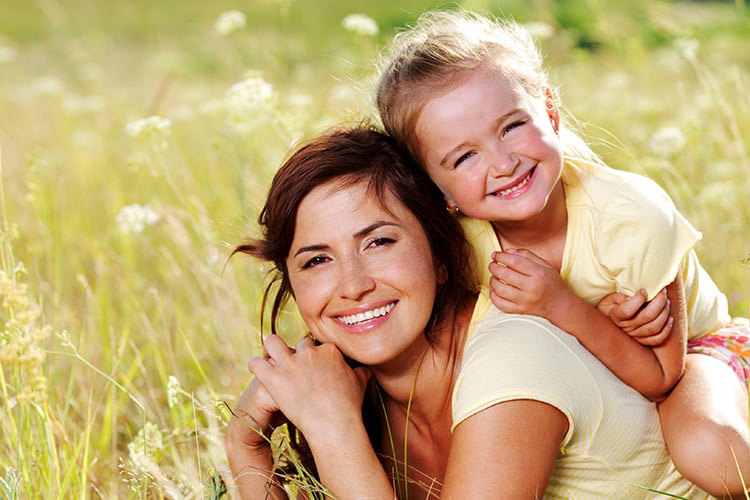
left=452, top=308, right=603, bottom=452
left=597, top=174, right=700, bottom=300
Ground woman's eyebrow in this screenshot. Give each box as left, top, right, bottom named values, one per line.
left=292, top=220, right=401, bottom=258
left=293, top=243, right=329, bottom=258
left=353, top=220, right=400, bottom=239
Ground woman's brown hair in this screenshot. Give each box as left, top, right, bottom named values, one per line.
left=232, top=123, right=476, bottom=342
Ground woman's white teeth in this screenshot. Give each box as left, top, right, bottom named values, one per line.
left=497, top=170, right=532, bottom=196
left=340, top=303, right=394, bottom=325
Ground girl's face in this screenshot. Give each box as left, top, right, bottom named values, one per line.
left=286, top=180, right=440, bottom=369
left=414, top=70, right=564, bottom=224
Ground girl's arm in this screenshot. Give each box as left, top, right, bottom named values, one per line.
left=489, top=249, right=687, bottom=402
left=443, top=399, right=568, bottom=498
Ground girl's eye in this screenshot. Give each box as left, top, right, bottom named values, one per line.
left=301, top=255, right=330, bottom=269
left=502, top=120, right=525, bottom=136
left=453, top=151, right=475, bottom=168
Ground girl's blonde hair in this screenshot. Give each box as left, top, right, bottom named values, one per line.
left=376, top=9, right=601, bottom=165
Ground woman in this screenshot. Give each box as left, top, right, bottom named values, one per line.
left=225, top=124, right=711, bottom=499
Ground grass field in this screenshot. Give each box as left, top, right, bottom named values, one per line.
left=0, top=0, right=748, bottom=497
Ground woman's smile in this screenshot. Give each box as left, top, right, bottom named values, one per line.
left=336, top=301, right=397, bottom=328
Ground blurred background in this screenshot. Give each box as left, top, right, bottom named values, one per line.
left=0, top=0, right=748, bottom=497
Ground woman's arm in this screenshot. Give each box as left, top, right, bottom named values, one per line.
left=489, top=249, right=687, bottom=402
left=225, top=377, right=289, bottom=499
left=248, top=335, right=395, bottom=499
left=443, top=399, right=568, bottom=499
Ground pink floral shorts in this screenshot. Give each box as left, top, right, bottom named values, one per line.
left=687, top=318, right=750, bottom=385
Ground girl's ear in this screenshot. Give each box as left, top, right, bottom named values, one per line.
left=544, top=87, right=560, bottom=133
left=445, top=196, right=457, bottom=211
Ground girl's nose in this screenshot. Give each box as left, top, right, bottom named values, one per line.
left=488, top=149, right=519, bottom=178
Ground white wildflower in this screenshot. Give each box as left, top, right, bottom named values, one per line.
left=125, top=115, right=171, bottom=139
left=116, top=204, right=160, bottom=233
left=225, top=74, right=275, bottom=108
left=214, top=10, right=246, bottom=35
left=224, top=73, right=277, bottom=132
left=127, top=422, right=164, bottom=472
left=698, top=181, right=736, bottom=210
left=287, top=92, right=313, bottom=108
left=523, top=21, right=555, bottom=40
left=31, top=76, right=64, bottom=96
left=648, top=126, right=686, bottom=158
left=342, top=13, right=379, bottom=36
left=166, top=375, right=181, bottom=409
left=63, top=94, right=106, bottom=114
left=0, top=45, right=16, bottom=63
left=328, top=84, right=360, bottom=104
left=673, top=38, right=699, bottom=61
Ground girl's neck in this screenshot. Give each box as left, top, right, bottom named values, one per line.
left=492, top=181, right=567, bottom=269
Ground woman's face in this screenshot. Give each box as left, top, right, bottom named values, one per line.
left=286, top=179, right=440, bottom=368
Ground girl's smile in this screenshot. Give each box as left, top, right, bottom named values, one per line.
left=490, top=166, right=537, bottom=199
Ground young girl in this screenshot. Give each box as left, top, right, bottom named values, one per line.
left=376, top=10, right=750, bottom=497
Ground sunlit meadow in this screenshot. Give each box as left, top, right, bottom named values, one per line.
left=0, top=0, right=748, bottom=497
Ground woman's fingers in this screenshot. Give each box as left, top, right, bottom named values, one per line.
left=295, top=335, right=315, bottom=352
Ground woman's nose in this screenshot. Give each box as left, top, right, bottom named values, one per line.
left=338, top=256, right=376, bottom=299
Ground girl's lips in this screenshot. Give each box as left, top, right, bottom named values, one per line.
left=490, top=167, right=536, bottom=198
left=337, top=301, right=397, bottom=327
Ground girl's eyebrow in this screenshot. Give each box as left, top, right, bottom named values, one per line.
left=438, top=108, right=519, bottom=168
left=292, top=220, right=401, bottom=258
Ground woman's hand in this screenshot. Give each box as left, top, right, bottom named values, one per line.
left=225, top=358, right=289, bottom=499
left=249, top=335, right=372, bottom=441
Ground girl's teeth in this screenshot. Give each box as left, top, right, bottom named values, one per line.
left=340, top=303, right=394, bottom=325
left=497, top=170, right=532, bottom=196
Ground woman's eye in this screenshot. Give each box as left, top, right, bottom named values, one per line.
left=302, top=255, right=330, bottom=269
left=367, top=237, right=395, bottom=249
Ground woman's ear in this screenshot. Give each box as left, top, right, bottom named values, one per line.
left=544, top=87, right=560, bottom=134
left=436, top=262, right=448, bottom=286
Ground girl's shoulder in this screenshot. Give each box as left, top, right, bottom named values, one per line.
left=562, top=157, right=676, bottom=221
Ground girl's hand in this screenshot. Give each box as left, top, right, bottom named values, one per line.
left=488, top=248, right=576, bottom=319
left=249, top=335, right=372, bottom=440
left=596, top=288, right=673, bottom=346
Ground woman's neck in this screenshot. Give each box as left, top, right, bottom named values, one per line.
left=371, top=294, right=475, bottom=428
